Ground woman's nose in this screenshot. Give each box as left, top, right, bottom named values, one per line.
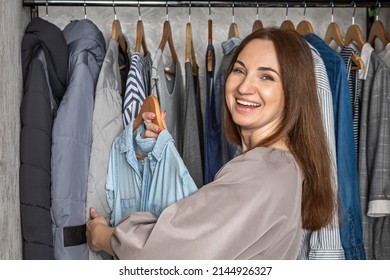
left=238, top=75, right=257, bottom=95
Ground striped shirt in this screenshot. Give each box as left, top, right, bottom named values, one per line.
left=123, top=52, right=152, bottom=127
left=340, top=46, right=361, bottom=161
left=297, top=44, right=345, bottom=260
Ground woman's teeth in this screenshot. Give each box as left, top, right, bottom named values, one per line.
left=236, top=99, right=260, bottom=107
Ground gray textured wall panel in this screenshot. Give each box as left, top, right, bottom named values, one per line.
left=0, top=0, right=29, bottom=259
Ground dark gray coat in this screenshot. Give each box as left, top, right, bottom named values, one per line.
left=20, top=17, right=68, bottom=260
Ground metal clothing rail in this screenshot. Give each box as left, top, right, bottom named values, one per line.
left=22, top=0, right=390, bottom=8
left=23, top=1, right=388, bottom=19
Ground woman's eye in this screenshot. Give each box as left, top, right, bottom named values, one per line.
left=232, top=68, right=245, bottom=75
left=261, top=75, right=274, bottom=81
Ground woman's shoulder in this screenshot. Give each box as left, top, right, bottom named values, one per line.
left=237, top=146, right=296, bottom=168
left=216, top=147, right=302, bottom=185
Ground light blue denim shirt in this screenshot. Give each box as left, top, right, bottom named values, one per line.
left=106, top=121, right=198, bottom=226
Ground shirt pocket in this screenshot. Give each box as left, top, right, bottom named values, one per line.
left=121, top=198, right=139, bottom=218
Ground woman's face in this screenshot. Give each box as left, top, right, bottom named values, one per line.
left=225, top=38, right=285, bottom=141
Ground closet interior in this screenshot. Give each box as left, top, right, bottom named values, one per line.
left=12, top=0, right=390, bottom=260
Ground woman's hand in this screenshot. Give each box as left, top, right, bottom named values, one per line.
left=86, top=208, right=115, bottom=256
left=142, top=111, right=167, bottom=138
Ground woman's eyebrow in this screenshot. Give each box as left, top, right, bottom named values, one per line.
left=235, top=60, right=280, bottom=77
left=257, top=66, right=280, bottom=77
left=235, top=60, right=246, bottom=68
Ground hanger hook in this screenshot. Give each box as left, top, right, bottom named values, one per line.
left=330, top=1, right=334, bottom=22
left=45, top=0, right=48, bottom=17
left=232, top=2, right=235, bottom=23
left=285, top=3, right=289, bottom=20
left=303, top=1, right=307, bottom=20
left=256, top=1, right=259, bottom=20
left=209, top=0, right=211, bottom=19
left=189, top=0, right=191, bottom=22
left=166, top=0, right=169, bottom=21
left=113, top=0, right=117, bottom=20
left=376, top=1, right=381, bottom=21
left=352, top=1, right=356, bottom=25
left=138, top=0, right=141, bottom=20
left=84, top=0, right=87, bottom=19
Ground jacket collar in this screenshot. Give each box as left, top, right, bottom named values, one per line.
left=22, top=17, right=68, bottom=102
left=117, top=120, right=174, bottom=163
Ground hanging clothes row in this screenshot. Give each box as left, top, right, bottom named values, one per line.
left=19, top=3, right=390, bottom=261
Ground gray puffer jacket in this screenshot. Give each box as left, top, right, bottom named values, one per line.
left=51, top=19, right=105, bottom=260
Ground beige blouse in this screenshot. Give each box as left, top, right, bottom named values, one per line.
left=111, top=147, right=303, bottom=259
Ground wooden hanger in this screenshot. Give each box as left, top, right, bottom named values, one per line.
left=185, top=22, right=199, bottom=76
left=133, top=96, right=165, bottom=159
left=228, top=22, right=239, bottom=39
left=344, top=25, right=365, bottom=70
left=252, top=20, right=263, bottom=33
left=324, top=4, right=363, bottom=70
left=344, top=24, right=366, bottom=50
left=280, top=20, right=295, bottom=31
left=368, top=20, right=390, bottom=46
left=324, top=22, right=345, bottom=47
left=159, top=20, right=178, bottom=65
left=323, top=21, right=363, bottom=70
left=228, top=3, right=239, bottom=39
left=207, top=19, right=213, bottom=72
left=351, top=53, right=365, bottom=71
left=252, top=3, right=263, bottom=32
left=344, top=24, right=365, bottom=70
left=280, top=4, right=295, bottom=31
left=296, top=20, right=314, bottom=36
left=135, top=19, right=149, bottom=55
left=133, top=96, right=165, bottom=132
left=344, top=22, right=365, bottom=72
left=296, top=3, right=314, bottom=36
left=111, top=19, right=127, bottom=54
left=344, top=2, right=365, bottom=51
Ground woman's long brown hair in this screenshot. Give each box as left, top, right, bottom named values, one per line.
left=224, top=27, right=335, bottom=231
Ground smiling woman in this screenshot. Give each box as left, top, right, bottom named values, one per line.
left=225, top=38, right=286, bottom=152
left=224, top=28, right=335, bottom=231
left=86, top=27, right=336, bottom=260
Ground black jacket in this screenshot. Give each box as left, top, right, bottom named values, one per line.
left=20, top=17, right=68, bottom=260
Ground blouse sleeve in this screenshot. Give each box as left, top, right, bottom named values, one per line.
left=111, top=148, right=303, bottom=259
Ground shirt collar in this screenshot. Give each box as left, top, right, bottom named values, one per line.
left=133, top=126, right=174, bottom=162
left=359, top=43, right=374, bottom=80
left=117, top=120, right=175, bottom=162
left=221, top=37, right=241, bottom=56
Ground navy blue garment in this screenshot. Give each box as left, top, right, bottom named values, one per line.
left=204, top=43, right=217, bottom=184
left=305, top=34, right=365, bottom=260
left=20, top=17, right=68, bottom=260
left=204, top=38, right=241, bottom=185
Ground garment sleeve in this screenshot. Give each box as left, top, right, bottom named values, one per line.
left=111, top=150, right=303, bottom=259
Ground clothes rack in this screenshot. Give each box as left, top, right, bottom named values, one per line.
left=22, top=1, right=390, bottom=17
left=23, top=0, right=389, bottom=36
left=22, top=1, right=390, bottom=8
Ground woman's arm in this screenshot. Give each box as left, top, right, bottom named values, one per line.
left=109, top=149, right=303, bottom=260
left=86, top=111, right=167, bottom=256
left=86, top=208, right=115, bottom=256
